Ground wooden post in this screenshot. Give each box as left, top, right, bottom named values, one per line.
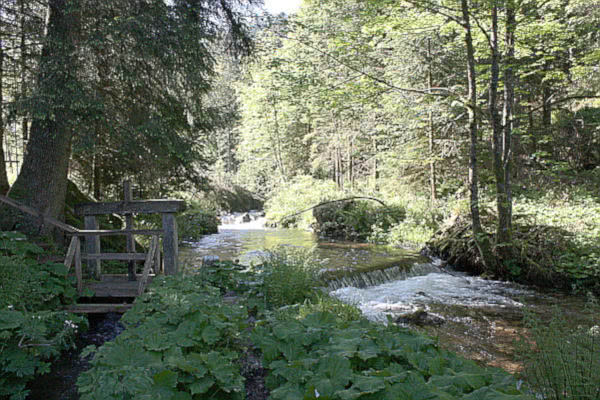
left=123, top=181, right=136, bottom=281
left=64, top=236, right=79, bottom=271
left=75, top=239, right=83, bottom=294
left=84, top=216, right=101, bottom=279
left=154, top=240, right=161, bottom=274
left=162, top=213, right=178, bottom=275
left=138, top=235, right=158, bottom=295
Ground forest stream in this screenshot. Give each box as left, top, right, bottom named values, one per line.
left=182, top=212, right=594, bottom=373
left=29, top=213, right=592, bottom=400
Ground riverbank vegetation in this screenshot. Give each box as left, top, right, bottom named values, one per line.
left=0, top=0, right=599, bottom=397
left=0, top=232, right=84, bottom=399
left=78, top=255, right=530, bottom=400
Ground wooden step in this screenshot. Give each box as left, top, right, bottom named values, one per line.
left=65, top=303, right=133, bottom=314
left=82, top=275, right=154, bottom=297
left=82, top=253, right=147, bottom=261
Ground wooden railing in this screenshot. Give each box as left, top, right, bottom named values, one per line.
left=0, top=182, right=185, bottom=296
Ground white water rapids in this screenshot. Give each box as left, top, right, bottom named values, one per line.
left=330, top=270, right=533, bottom=323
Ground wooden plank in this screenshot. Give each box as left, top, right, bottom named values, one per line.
left=84, top=216, right=101, bottom=279
left=162, top=213, right=178, bottom=275
left=64, top=236, right=79, bottom=271
left=75, top=242, right=83, bottom=294
left=83, top=281, right=143, bottom=297
left=82, top=253, right=147, bottom=261
left=65, top=303, right=133, bottom=314
left=154, top=241, right=161, bottom=274
left=69, top=229, right=163, bottom=237
left=124, top=181, right=136, bottom=281
left=99, top=274, right=155, bottom=282
left=75, top=200, right=186, bottom=216
left=0, top=194, right=79, bottom=233
left=138, top=236, right=158, bottom=295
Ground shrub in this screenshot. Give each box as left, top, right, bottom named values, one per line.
left=177, top=206, right=219, bottom=241
left=252, top=311, right=529, bottom=400
left=138, top=200, right=219, bottom=243
left=313, top=200, right=405, bottom=241
left=265, top=175, right=340, bottom=228
left=254, top=246, right=321, bottom=309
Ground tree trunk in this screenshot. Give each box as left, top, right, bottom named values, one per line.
left=1, top=0, right=79, bottom=236
left=427, top=38, right=437, bottom=202
left=20, top=0, right=29, bottom=151
left=0, top=40, right=10, bottom=195
left=462, top=0, right=494, bottom=271
left=502, top=0, right=515, bottom=233
left=489, top=2, right=512, bottom=267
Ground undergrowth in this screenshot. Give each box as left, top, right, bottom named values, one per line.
left=79, top=251, right=530, bottom=399
left=516, top=298, right=600, bottom=400
left=0, top=231, right=84, bottom=400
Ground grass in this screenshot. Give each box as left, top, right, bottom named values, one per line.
left=516, top=297, right=600, bottom=400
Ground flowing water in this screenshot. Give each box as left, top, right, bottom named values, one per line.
left=27, top=313, right=124, bottom=400
left=33, top=212, right=591, bottom=398
left=183, top=213, right=593, bottom=372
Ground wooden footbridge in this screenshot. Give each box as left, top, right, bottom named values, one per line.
left=0, top=182, right=185, bottom=313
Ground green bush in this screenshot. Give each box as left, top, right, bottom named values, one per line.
left=265, top=175, right=340, bottom=228
left=517, top=301, right=600, bottom=400
left=0, top=231, right=84, bottom=400
left=255, top=246, right=320, bottom=309
left=177, top=206, right=219, bottom=242
left=138, top=200, right=219, bottom=243
left=313, top=200, right=405, bottom=242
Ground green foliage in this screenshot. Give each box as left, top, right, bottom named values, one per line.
left=265, top=175, right=340, bottom=228
left=78, top=257, right=530, bottom=400
left=517, top=300, right=600, bottom=400
left=0, top=310, right=85, bottom=400
left=77, top=274, right=248, bottom=400
left=254, top=246, right=321, bottom=309
left=177, top=203, right=219, bottom=242
left=313, top=200, right=405, bottom=242
left=139, top=200, right=219, bottom=243
left=0, top=231, right=85, bottom=400
left=252, top=311, right=529, bottom=400
left=0, top=231, right=78, bottom=311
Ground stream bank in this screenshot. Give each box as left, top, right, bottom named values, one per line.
left=182, top=215, right=596, bottom=374
left=26, top=313, right=124, bottom=400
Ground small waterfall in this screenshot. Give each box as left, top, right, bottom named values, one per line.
left=326, top=262, right=443, bottom=290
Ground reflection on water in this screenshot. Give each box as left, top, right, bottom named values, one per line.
left=182, top=216, right=421, bottom=270
left=183, top=217, right=592, bottom=373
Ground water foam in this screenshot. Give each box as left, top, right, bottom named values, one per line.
left=330, top=272, right=533, bottom=323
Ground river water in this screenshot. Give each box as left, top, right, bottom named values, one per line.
left=182, top=213, right=593, bottom=372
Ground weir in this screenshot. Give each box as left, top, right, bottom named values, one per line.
left=325, top=262, right=443, bottom=290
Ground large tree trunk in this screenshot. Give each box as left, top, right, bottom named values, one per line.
left=1, top=0, right=79, bottom=236
left=0, top=39, right=10, bottom=195
left=462, top=0, right=494, bottom=271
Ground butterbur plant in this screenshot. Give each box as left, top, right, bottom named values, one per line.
left=77, top=275, right=248, bottom=400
